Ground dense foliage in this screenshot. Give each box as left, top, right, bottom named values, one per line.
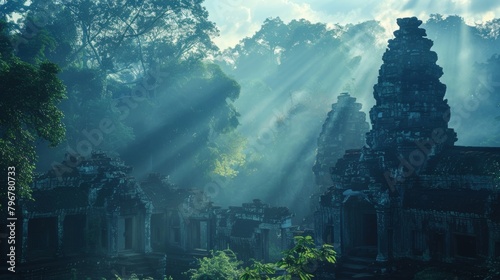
left=1, top=0, right=244, bottom=189
left=0, top=21, right=66, bottom=200
left=186, top=236, right=336, bottom=280
left=186, top=249, right=242, bottom=280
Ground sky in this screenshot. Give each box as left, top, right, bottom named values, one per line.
left=204, top=0, right=500, bottom=50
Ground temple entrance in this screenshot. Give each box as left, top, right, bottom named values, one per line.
left=117, top=216, right=142, bottom=252
left=362, top=213, right=377, bottom=246
left=454, top=234, right=476, bottom=258
left=63, top=214, right=86, bottom=255
left=125, top=217, right=133, bottom=249
left=27, top=217, right=58, bottom=260
left=429, top=232, right=445, bottom=260
left=188, top=219, right=208, bottom=251
left=151, top=213, right=166, bottom=252
left=343, top=197, right=378, bottom=256
left=322, top=224, right=334, bottom=245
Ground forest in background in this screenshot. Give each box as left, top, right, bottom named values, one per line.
left=1, top=1, right=500, bottom=221
left=213, top=14, right=500, bottom=220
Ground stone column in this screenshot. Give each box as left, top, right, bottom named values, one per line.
left=487, top=220, right=499, bottom=258
left=332, top=206, right=343, bottom=258
left=57, top=213, right=65, bottom=257
left=281, top=228, right=287, bottom=250
left=144, top=206, right=152, bottom=253
left=388, top=195, right=401, bottom=258
left=21, top=217, right=29, bottom=263
left=262, top=228, right=270, bottom=262
left=376, top=208, right=390, bottom=262
left=108, top=212, right=118, bottom=255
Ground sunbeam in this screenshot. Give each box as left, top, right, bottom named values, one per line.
left=11, top=1, right=500, bottom=278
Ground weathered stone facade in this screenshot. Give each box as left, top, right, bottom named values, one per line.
left=4, top=152, right=165, bottom=279
left=315, top=17, right=500, bottom=270
left=1, top=152, right=293, bottom=279
left=312, top=92, right=369, bottom=195
left=214, top=199, right=293, bottom=263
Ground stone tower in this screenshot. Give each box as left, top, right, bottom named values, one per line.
left=315, top=17, right=500, bottom=270
left=313, top=92, right=369, bottom=193
left=366, top=17, right=457, bottom=154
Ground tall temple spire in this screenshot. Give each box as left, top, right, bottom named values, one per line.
left=365, top=17, right=457, bottom=152
left=313, top=92, right=369, bottom=192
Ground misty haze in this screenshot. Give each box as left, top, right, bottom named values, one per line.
left=0, top=1, right=499, bottom=280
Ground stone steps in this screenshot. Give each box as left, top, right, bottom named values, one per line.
left=10, top=256, right=109, bottom=280
left=336, top=247, right=377, bottom=280
left=111, top=252, right=166, bottom=279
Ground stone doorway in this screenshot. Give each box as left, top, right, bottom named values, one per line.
left=344, top=197, right=378, bottom=256
left=430, top=231, right=445, bottom=260
left=117, top=216, right=141, bottom=252
left=362, top=213, right=377, bottom=246
left=63, top=214, right=86, bottom=255
left=27, top=217, right=58, bottom=260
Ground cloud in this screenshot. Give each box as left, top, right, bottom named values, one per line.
left=206, top=0, right=331, bottom=49
left=204, top=0, right=500, bottom=50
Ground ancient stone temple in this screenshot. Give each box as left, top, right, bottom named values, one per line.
left=312, top=92, right=369, bottom=195
left=315, top=16, right=500, bottom=273
left=0, top=152, right=295, bottom=279
left=4, top=152, right=168, bottom=279
left=214, top=199, right=294, bottom=263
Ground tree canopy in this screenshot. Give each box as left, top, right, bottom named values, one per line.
left=0, top=21, right=66, bottom=199
left=3, top=0, right=243, bottom=189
